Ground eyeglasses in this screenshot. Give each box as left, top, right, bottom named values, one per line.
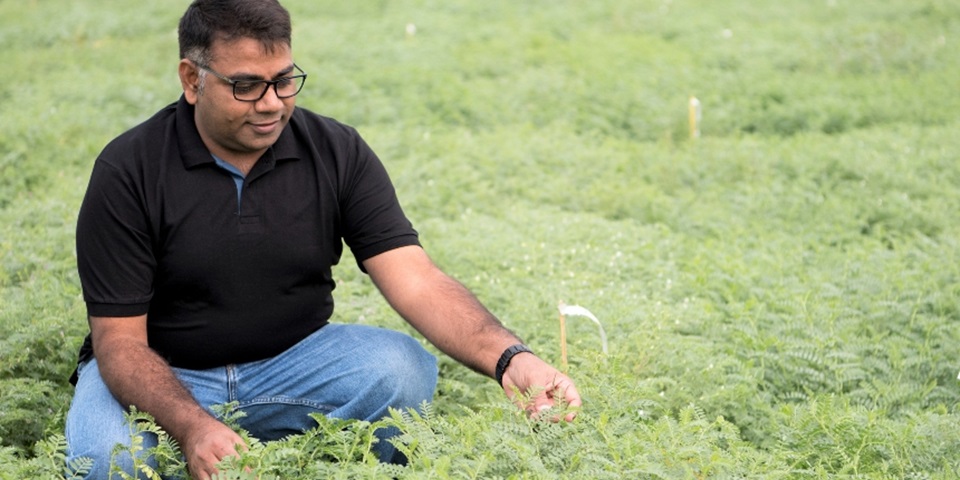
left=195, top=62, right=307, bottom=102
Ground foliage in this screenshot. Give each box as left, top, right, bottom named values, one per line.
left=2, top=0, right=960, bottom=478
left=0, top=434, right=90, bottom=480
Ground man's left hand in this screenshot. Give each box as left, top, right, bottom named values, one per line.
left=500, top=353, right=581, bottom=422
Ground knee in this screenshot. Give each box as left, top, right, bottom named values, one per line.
left=66, top=360, right=162, bottom=479
left=66, top=428, right=160, bottom=479
left=367, top=335, right=438, bottom=406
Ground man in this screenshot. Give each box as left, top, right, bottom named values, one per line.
left=65, top=0, right=580, bottom=478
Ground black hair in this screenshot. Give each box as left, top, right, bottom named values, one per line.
left=178, top=0, right=292, bottom=63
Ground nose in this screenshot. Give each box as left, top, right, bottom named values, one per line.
left=255, top=84, right=285, bottom=112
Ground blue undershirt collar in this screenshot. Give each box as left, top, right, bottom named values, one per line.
left=212, top=155, right=245, bottom=209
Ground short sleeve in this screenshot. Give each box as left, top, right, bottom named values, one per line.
left=337, top=133, right=419, bottom=270
left=76, top=159, right=156, bottom=317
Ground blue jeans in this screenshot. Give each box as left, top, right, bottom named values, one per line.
left=65, top=323, right=438, bottom=479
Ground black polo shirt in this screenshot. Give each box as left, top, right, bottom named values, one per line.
left=75, top=96, right=419, bottom=371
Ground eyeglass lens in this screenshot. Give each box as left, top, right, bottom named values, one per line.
left=233, top=76, right=305, bottom=101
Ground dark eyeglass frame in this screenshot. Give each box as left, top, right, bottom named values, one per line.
left=194, top=62, right=307, bottom=102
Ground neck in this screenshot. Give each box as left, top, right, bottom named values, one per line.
left=214, top=154, right=260, bottom=176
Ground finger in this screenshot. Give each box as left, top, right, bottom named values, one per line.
left=191, top=451, right=228, bottom=480
left=539, top=377, right=581, bottom=422
left=195, top=462, right=219, bottom=480
left=558, top=379, right=582, bottom=408
left=189, top=463, right=212, bottom=480
left=529, top=388, right=559, bottom=420
left=561, top=381, right=583, bottom=421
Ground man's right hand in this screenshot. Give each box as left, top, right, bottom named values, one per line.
left=90, top=315, right=247, bottom=479
left=182, top=419, right=249, bottom=480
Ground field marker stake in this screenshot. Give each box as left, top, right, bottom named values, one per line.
left=557, top=301, right=608, bottom=373
left=688, top=96, right=701, bottom=139
left=559, top=303, right=568, bottom=372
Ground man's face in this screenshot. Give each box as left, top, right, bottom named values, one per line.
left=182, top=37, right=297, bottom=164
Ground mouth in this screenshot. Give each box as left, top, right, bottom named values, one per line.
left=249, top=119, right=282, bottom=135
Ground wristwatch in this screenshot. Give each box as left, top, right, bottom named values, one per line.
left=495, top=344, right=534, bottom=386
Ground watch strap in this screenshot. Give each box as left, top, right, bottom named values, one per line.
left=495, top=344, right=534, bottom=386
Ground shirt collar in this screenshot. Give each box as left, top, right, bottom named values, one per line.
left=176, top=95, right=300, bottom=170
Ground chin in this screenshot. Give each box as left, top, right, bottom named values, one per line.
left=244, top=134, right=281, bottom=152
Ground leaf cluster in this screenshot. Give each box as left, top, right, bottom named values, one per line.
left=2, top=0, right=960, bottom=478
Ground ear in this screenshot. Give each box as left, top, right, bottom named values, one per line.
left=179, top=59, right=201, bottom=105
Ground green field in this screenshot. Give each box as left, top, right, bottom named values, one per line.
left=2, top=0, right=959, bottom=478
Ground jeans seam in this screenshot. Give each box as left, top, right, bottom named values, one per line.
left=226, top=364, right=238, bottom=403
left=237, top=397, right=336, bottom=413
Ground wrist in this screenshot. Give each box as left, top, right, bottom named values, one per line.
left=495, top=344, right=534, bottom=387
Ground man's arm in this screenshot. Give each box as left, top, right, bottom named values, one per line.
left=90, top=315, right=246, bottom=479
left=363, top=245, right=581, bottom=420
